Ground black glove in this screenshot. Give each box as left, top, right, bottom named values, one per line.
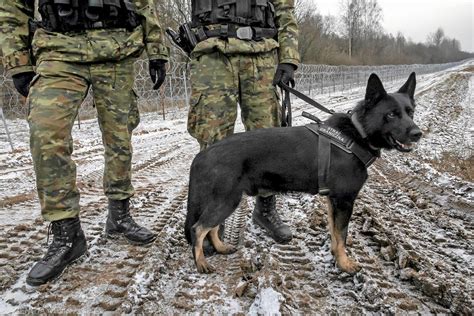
left=272, top=63, right=296, bottom=87
left=149, top=59, right=167, bottom=90
left=12, top=71, right=36, bottom=97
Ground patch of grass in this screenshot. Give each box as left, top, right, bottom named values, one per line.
left=463, top=66, right=474, bottom=73
left=429, top=152, right=474, bottom=181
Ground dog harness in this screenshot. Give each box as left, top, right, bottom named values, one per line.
left=305, top=123, right=380, bottom=196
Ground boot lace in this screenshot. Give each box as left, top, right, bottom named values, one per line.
left=42, top=222, right=72, bottom=262
left=261, top=198, right=284, bottom=227
left=116, top=211, right=143, bottom=232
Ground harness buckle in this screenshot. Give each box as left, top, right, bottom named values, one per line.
left=236, top=26, right=253, bottom=40
left=319, top=188, right=330, bottom=196
left=91, top=21, right=104, bottom=28
left=365, top=156, right=377, bottom=168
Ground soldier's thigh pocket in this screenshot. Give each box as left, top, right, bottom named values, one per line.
left=128, top=88, right=140, bottom=132
left=26, top=74, right=42, bottom=119
left=187, top=91, right=204, bottom=131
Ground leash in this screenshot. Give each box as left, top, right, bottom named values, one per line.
left=279, top=83, right=336, bottom=122
left=280, top=86, right=292, bottom=127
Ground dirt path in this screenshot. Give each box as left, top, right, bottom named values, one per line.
left=0, top=66, right=472, bottom=313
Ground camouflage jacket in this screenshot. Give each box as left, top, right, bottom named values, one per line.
left=0, top=1, right=169, bottom=76
left=192, top=0, right=300, bottom=68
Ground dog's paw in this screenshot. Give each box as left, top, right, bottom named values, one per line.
left=196, top=260, right=214, bottom=274
left=337, top=258, right=361, bottom=275
left=217, top=244, right=237, bottom=255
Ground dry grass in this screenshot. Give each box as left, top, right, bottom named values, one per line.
left=463, top=66, right=474, bottom=73
left=429, top=152, right=474, bottom=181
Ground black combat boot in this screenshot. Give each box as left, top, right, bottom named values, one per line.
left=253, top=195, right=292, bottom=243
left=105, top=198, right=156, bottom=245
left=27, top=217, right=87, bottom=286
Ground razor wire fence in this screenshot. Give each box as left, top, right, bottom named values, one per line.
left=294, top=61, right=466, bottom=97
left=0, top=56, right=470, bottom=150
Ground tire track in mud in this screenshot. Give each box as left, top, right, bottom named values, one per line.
left=0, top=128, right=190, bottom=204
left=365, top=159, right=473, bottom=314
left=224, top=197, right=253, bottom=247
left=246, top=194, right=360, bottom=314
left=0, top=136, right=192, bottom=276
left=229, top=167, right=469, bottom=315
left=0, top=131, right=197, bottom=313
left=1, top=68, right=472, bottom=313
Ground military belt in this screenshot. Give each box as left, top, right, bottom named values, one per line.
left=194, top=25, right=277, bottom=42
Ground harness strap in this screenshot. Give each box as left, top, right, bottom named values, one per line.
left=305, top=123, right=379, bottom=195
left=349, top=142, right=378, bottom=168
left=318, top=134, right=331, bottom=195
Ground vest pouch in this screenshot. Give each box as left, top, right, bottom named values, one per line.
left=104, top=0, right=121, bottom=18
left=54, top=0, right=73, bottom=17
left=39, top=0, right=60, bottom=31
left=86, top=0, right=104, bottom=21
left=55, top=0, right=79, bottom=30
left=235, top=0, right=251, bottom=19
left=122, top=0, right=140, bottom=30
left=216, top=0, right=235, bottom=23
left=192, top=0, right=213, bottom=25
left=265, top=1, right=276, bottom=28
left=252, top=0, right=268, bottom=26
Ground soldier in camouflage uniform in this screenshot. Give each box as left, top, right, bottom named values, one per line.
left=0, top=0, right=168, bottom=286
left=187, top=0, right=300, bottom=245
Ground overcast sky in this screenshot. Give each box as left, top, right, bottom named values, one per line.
left=311, top=0, right=474, bottom=52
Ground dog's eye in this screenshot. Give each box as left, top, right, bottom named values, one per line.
left=387, top=112, right=397, bottom=119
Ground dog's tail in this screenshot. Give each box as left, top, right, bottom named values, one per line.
left=184, top=172, right=202, bottom=244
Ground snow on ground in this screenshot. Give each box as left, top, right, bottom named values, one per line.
left=0, top=61, right=472, bottom=314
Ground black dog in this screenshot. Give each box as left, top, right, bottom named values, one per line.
left=185, top=73, right=422, bottom=274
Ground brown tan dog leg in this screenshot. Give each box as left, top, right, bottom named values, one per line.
left=193, top=225, right=213, bottom=273
left=326, top=197, right=361, bottom=274
left=209, top=226, right=237, bottom=254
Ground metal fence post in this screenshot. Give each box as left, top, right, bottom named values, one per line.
left=320, top=74, right=324, bottom=95
left=183, top=69, right=189, bottom=106
left=308, top=74, right=312, bottom=97
left=0, top=107, right=14, bottom=151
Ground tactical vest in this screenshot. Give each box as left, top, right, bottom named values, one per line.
left=191, top=0, right=276, bottom=28
left=38, top=0, right=141, bottom=33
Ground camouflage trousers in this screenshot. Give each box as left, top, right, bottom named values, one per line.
left=187, top=49, right=281, bottom=150
left=28, top=58, right=139, bottom=221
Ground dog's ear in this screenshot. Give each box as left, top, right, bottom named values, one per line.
left=398, top=72, right=416, bottom=100
left=365, top=73, right=387, bottom=107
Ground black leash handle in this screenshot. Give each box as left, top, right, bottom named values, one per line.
left=279, top=82, right=335, bottom=115
left=302, top=111, right=321, bottom=123
left=280, top=86, right=292, bottom=127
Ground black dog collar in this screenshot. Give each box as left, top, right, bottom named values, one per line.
left=350, top=112, right=380, bottom=152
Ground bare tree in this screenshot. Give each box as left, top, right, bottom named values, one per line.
left=155, top=0, right=191, bottom=29
left=338, top=0, right=383, bottom=59
left=339, top=0, right=363, bottom=59
left=427, top=28, right=445, bottom=47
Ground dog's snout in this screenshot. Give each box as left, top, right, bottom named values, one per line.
left=409, top=127, right=422, bottom=141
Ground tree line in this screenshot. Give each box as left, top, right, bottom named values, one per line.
left=295, top=0, right=473, bottom=65
left=153, top=0, right=473, bottom=65
left=1, top=0, right=472, bottom=67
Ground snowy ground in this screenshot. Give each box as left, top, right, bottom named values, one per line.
left=0, top=62, right=473, bottom=314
